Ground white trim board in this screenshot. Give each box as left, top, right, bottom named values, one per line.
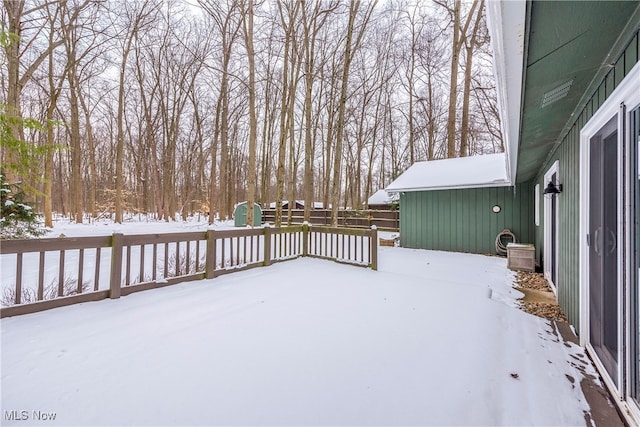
left=543, top=161, right=559, bottom=294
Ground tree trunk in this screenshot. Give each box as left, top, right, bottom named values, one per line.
left=243, top=0, right=257, bottom=227
left=445, top=0, right=461, bottom=158
left=459, top=1, right=484, bottom=157
left=2, top=0, right=25, bottom=184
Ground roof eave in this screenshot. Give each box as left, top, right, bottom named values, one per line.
left=485, top=0, right=527, bottom=184
left=387, top=180, right=512, bottom=194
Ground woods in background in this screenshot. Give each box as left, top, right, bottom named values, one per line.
left=0, top=0, right=502, bottom=227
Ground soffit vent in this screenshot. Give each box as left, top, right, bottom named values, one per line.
left=542, top=79, right=574, bottom=108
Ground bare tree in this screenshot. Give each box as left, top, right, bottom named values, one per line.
left=330, top=0, right=375, bottom=226
left=459, top=0, right=484, bottom=157
left=242, top=0, right=257, bottom=227
left=273, top=0, right=301, bottom=226
left=113, top=0, right=159, bottom=223
left=199, top=0, right=242, bottom=221
left=301, top=1, right=335, bottom=221
left=435, top=0, right=479, bottom=158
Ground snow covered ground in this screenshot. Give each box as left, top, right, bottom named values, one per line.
left=1, top=220, right=595, bottom=426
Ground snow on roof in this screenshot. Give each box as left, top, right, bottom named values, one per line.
left=386, top=153, right=510, bottom=193
left=367, top=189, right=398, bottom=205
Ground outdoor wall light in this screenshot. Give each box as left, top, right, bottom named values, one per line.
left=492, top=205, right=501, bottom=213
left=543, top=180, right=563, bottom=195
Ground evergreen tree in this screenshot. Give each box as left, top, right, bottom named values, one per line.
left=0, top=171, right=47, bottom=239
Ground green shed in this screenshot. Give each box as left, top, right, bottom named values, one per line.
left=233, top=202, right=262, bottom=227
left=386, top=153, right=534, bottom=254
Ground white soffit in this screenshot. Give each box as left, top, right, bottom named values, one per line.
left=485, top=0, right=527, bottom=184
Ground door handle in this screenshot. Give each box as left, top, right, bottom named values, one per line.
left=594, top=228, right=601, bottom=255
left=607, top=229, right=616, bottom=255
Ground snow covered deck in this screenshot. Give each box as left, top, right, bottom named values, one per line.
left=2, top=243, right=593, bottom=426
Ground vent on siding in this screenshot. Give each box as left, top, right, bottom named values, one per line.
left=542, top=80, right=574, bottom=108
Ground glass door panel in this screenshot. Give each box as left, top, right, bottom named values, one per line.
left=589, top=115, right=619, bottom=387
left=631, top=106, right=640, bottom=400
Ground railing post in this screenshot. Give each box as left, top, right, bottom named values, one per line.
left=110, top=233, right=123, bottom=299
left=370, top=226, right=378, bottom=271
left=302, top=223, right=309, bottom=257
left=206, top=228, right=216, bottom=279
left=264, top=225, right=272, bottom=266
left=15, top=254, right=22, bottom=305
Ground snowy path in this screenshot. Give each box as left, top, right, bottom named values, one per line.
left=2, top=245, right=591, bottom=426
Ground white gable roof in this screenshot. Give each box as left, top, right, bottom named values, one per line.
left=386, top=153, right=510, bottom=193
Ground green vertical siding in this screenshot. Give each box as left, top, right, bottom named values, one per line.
left=535, top=29, right=640, bottom=332
left=400, top=182, right=534, bottom=255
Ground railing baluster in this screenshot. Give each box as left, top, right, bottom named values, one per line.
left=330, top=233, right=334, bottom=258
left=348, top=235, right=351, bottom=261
left=236, top=236, right=240, bottom=265
left=229, top=237, right=234, bottom=267
left=78, top=248, right=84, bottom=293
left=186, top=241, right=191, bottom=275
left=164, top=243, right=169, bottom=278
left=341, top=234, right=345, bottom=259
left=94, top=248, right=101, bottom=291
left=222, top=237, right=226, bottom=268
left=361, top=235, right=364, bottom=263
left=250, top=235, right=254, bottom=263
left=139, top=244, right=145, bottom=283
left=38, top=252, right=45, bottom=300
left=273, top=233, right=277, bottom=259
left=323, top=232, right=327, bottom=257
left=243, top=236, right=247, bottom=264
left=195, top=240, right=200, bottom=272
left=15, top=253, right=22, bottom=304
left=126, top=245, right=132, bottom=286
left=175, top=242, right=180, bottom=276
left=58, top=250, right=65, bottom=297
left=152, top=244, right=157, bottom=281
